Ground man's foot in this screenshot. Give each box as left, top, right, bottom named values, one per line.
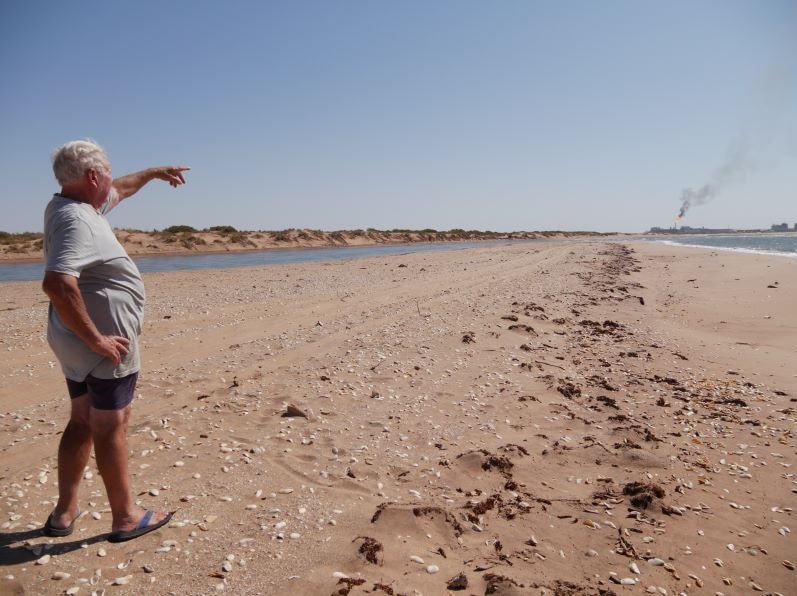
left=108, top=510, right=173, bottom=543
left=43, top=509, right=81, bottom=537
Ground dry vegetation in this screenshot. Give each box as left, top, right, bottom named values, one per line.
left=0, top=226, right=611, bottom=260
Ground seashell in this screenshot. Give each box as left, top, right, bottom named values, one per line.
left=52, top=571, right=71, bottom=580
left=647, top=558, right=665, bottom=566
left=783, top=560, right=795, bottom=571
left=112, top=575, right=132, bottom=585
left=90, top=570, right=101, bottom=585
left=426, top=565, right=439, bottom=574
left=36, top=554, right=51, bottom=565
left=410, top=555, right=425, bottom=564
left=332, top=571, right=348, bottom=579
left=629, top=562, right=640, bottom=574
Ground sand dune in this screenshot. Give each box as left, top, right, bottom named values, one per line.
left=0, top=228, right=609, bottom=262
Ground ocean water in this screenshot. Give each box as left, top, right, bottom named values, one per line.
left=648, top=233, right=797, bottom=258
left=0, top=240, right=524, bottom=283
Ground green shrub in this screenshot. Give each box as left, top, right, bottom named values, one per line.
left=229, top=232, right=255, bottom=246
left=208, top=225, right=237, bottom=235
left=164, top=225, right=197, bottom=233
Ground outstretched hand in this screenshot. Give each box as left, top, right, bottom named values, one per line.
left=154, top=166, right=191, bottom=188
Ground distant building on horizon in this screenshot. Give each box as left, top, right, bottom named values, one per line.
left=649, top=223, right=796, bottom=234
left=647, top=225, right=734, bottom=234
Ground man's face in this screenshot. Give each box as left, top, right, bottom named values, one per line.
left=88, top=161, right=113, bottom=206
left=98, top=163, right=113, bottom=198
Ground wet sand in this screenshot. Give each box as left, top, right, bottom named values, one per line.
left=0, top=241, right=794, bottom=595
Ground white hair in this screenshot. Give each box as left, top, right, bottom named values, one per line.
left=52, top=139, right=110, bottom=186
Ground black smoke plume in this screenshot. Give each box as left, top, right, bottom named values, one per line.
left=676, top=139, right=750, bottom=222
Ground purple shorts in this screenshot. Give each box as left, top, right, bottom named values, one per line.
left=66, top=373, right=138, bottom=410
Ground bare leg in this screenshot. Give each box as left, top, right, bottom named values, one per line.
left=90, top=405, right=169, bottom=533
left=50, top=394, right=92, bottom=529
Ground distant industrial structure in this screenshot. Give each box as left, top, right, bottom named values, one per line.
left=648, top=222, right=796, bottom=234
left=648, top=226, right=733, bottom=234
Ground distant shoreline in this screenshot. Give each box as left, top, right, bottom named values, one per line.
left=647, top=228, right=797, bottom=235
left=0, top=228, right=615, bottom=263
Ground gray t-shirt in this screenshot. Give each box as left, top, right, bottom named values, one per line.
left=43, top=194, right=145, bottom=381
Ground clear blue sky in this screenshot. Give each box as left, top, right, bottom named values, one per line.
left=1, top=1, right=795, bottom=233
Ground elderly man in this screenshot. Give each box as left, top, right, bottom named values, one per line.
left=42, top=139, right=189, bottom=542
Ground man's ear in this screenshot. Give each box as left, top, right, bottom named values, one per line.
left=86, top=169, right=99, bottom=187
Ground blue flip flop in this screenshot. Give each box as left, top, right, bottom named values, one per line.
left=43, top=509, right=80, bottom=537
left=107, top=510, right=173, bottom=543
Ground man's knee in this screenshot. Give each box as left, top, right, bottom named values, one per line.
left=89, top=406, right=130, bottom=439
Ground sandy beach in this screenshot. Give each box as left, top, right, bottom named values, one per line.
left=0, top=240, right=794, bottom=595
